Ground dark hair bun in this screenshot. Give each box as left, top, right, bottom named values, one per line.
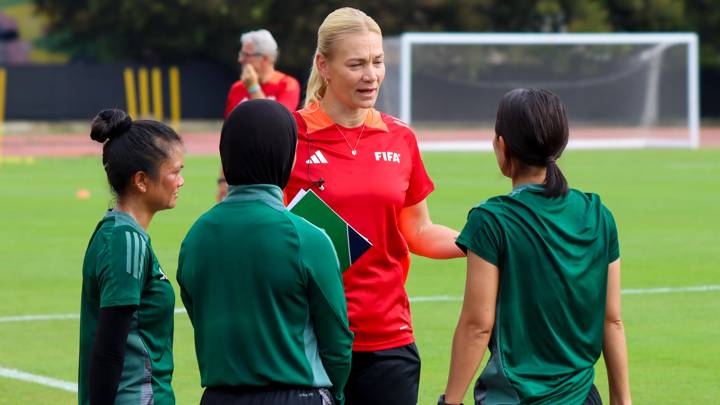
left=90, top=109, right=133, bottom=143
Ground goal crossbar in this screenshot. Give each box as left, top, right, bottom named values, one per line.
left=399, top=33, right=700, bottom=149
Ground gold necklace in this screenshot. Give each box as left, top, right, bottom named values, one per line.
left=334, top=110, right=369, bottom=156
left=334, top=123, right=365, bottom=156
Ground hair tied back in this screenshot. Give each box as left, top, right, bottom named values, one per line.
left=90, top=109, right=133, bottom=143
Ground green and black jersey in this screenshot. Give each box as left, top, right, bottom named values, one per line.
left=177, top=185, right=353, bottom=404
left=79, top=210, right=175, bottom=405
left=456, top=184, right=619, bottom=405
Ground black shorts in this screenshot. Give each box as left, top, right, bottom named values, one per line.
left=200, top=386, right=333, bottom=405
left=345, top=342, right=421, bottom=405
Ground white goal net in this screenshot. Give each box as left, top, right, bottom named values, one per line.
left=376, top=33, right=699, bottom=150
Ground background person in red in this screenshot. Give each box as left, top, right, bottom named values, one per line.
left=224, top=29, right=301, bottom=118
left=284, top=7, right=465, bottom=405
left=218, top=29, right=301, bottom=201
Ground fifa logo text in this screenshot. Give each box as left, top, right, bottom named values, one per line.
left=374, top=151, right=401, bottom=163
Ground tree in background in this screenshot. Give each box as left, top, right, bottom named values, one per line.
left=33, top=0, right=720, bottom=75
left=34, top=0, right=250, bottom=64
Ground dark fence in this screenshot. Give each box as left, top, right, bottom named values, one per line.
left=2, top=62, right=237, bottom=120
left=0, top=62, right=719, bottom=120
left=700, top=68, right=720, bottom=118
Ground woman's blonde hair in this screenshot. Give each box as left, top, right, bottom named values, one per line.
left=304, top=7, right=382, bottom=107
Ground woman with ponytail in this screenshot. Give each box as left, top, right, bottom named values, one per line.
left=440, top=89, right=631, bottom=405
left=285, top=7, right=465, bottom=405
left=78, top=109, right=184, bottom=405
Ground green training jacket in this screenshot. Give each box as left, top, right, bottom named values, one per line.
left=177, top=184, right=353, bottom=404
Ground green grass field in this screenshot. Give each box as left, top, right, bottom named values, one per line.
left=1, top=150, right=719, bottom=404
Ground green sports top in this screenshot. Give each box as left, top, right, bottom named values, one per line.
left=456, top=184, right=619, bottom=405
left=177, top=185, right=353, bottom=404
left=78, top=210, right=175, bottom=405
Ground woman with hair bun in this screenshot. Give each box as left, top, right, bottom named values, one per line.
left=78, top=109, right=184, bottom=405
left=441, top=89, right=631, bottom=405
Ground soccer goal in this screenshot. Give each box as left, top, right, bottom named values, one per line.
left=387, top=33, right=699, bottom=150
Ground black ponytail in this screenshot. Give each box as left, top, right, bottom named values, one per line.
left=544, top=161, right=568, bottom=198
left=90, top=109, right=182, bottom=197
left=495, top=89, right=569, bottom=198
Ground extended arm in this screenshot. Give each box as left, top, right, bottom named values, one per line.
left=443, top=251, right=499, bottom=403
left=399, top=199, right=465, bottom=259
left=89, top=305, right=136, bottom=404
left=603, top=259, right=631, bottom=405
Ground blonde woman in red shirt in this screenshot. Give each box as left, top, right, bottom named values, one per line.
left=284, top=7, right=465, bottom=404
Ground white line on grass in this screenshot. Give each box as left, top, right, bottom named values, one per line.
left=0, top=314, right=80, bottom=322
left=669, top=162, right=720, bottom=170
left=410, top=295, right=462, bottom=302
left=0, top=366, right=77, bottom=392
left=410, top=285, right=720, bottom=302
left=1, top=285, right=719, bottom=324
left=0, top=285, right=718, bottom=393
left=621, top=285, right=720, bottom=295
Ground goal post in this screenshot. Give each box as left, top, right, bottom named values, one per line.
left=394, top=33, right=700, bottom=150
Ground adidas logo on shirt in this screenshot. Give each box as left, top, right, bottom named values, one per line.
left=306, top=150, right=329, bottom=164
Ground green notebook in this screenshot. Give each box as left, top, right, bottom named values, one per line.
left=288, top=189, right=372, bottom=272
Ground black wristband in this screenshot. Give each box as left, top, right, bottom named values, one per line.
left=438, top=394, right=463, bottom=405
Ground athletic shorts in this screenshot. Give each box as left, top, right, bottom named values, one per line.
left=200, top=386, right=333, bottom=405
left=345, top=342, right=421, bottom=405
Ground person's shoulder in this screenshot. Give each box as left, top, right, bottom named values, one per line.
left=568, top=187, right=600, bottom=201
left=292, top=109, right=308, bottom=134
left=469, top=196, right=507, bottom=217
left=466, top=195, right=521, bottom=229
left=459, top=198, right=506, bottom=241
left=228, top=79, right=247, bottom=92
left=190, top=205, right=217, bottom=226
left=479, top=194, right=509, bottom=208
left=294, top=102, right=329, bottom=136
left=182, top=206, right=221, bottom=243
left=375, top=111, right=421, bottom=151
left=292, top=106, right=307, bottom=121
left=567, top=188, right=606, bottom=208
left=87, top=214, right=149, bottom=269
left=568, top=188, right=616, bottom=219
left=378, top=111, right=413, bottom=134
left=87, top=216, right=116, bottom=249
left=101, top=212, right=147, bottom=243
left=276, top=71, right=300, bottom=87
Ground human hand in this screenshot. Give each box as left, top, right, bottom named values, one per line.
left=241, top=64, right=258, bottom=89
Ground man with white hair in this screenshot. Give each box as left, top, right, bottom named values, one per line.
left=224, top=29, right=300, bottom=118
